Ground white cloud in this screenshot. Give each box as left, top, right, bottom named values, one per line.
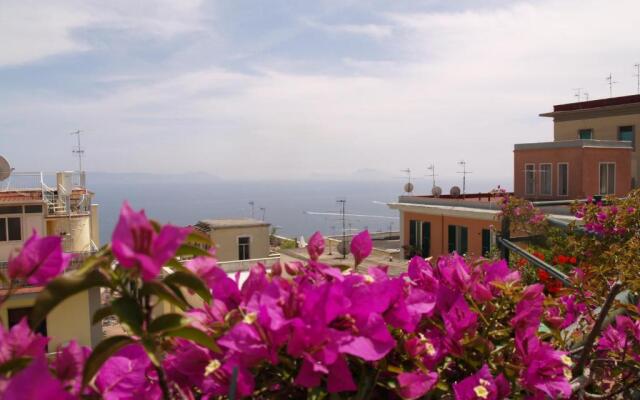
left=3, top=0, right=640, bottom=186
left=303, top=18, right=393, bottom=39
left=0, top=0, right=205, bottom=67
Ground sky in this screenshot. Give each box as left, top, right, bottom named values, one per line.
left=2, top=0, right=640, bottom=185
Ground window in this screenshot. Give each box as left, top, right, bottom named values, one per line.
left=408, top=220, right=431, bottom=258
left=24, top=205, right=43, bottom=214
left=481, top=229, right=492, bottom=257
left=558, top=163, right=569, bottom=196
left=599, top=163, right=616, bottom=195
left=539, top=164, right=552, bottom=195
left=0, top=217, right=21, bottom=241
left=8, top=307, right=47, bottom=339
left=618, top=126, right=635, bottom=149
left=0, top=206, right=22, bottom=214
left=579, top=129, right=593, bottom=139
left=525, top=164, right=535, bottom=195
left=238, top=236, right=250, bottom=260
left=448, top=225, right=468, bottom=255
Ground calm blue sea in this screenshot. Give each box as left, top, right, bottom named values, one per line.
left=91, top=178, right=501, bottom=244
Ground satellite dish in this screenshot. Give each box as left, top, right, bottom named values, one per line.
left=404, top=182, right=414, bottom=193
left=432, top=186, right=442, bottom=197
left=0, top=156, right=12, bottom=181
left=450, top=186, right=461, bottom=197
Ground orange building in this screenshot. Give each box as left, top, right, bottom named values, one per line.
left=390, top=95, right=638, bottom=260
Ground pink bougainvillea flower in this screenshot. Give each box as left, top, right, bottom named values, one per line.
left=53, top=340, right=91, bottom=396
left=437, top=253, right=471, bottom=292
left=95, top=344, right=162, bottom=400
left=397, top=370, right=438, bottom=400
left=510, top=284, right=545, bottom=336
left=442, top=295, right=478, bottom=341
left=0, top=318, right=49, bottom=364
left=3, top=356, right=71, bottom=400
left=185, top=256, right=241, bottom=309
left=452, top=364, right=507, bottom=400
left=515, top=331, right=572, bottom=399
left=307, top=231, right=325, bottom=261
left=350, top=230, right=372, bottom=266
left=111, top=202, right=190, bottom=281
left=7, top=230, right=70, bottom=285
left=404, top=328, right=446, bottom=369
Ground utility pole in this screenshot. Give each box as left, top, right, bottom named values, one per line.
left=337, top=199, right=346, bottom=259
left=248, top=201, right=255, bottom=219
left=70, top=130, right=84, bottom=171
left=457, top=160, right=472, bottom=196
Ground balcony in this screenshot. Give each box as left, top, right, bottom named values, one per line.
left=0, top=252, right=94, bottom=290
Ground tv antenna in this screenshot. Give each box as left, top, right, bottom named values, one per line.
left=457, top=160, right=472, bottom=195
left=70, top=130, right=84, bottom=171
left=583, top=92, right=589, bottom=101
left=248, top=201, right=255, bottom=219
left=426, top=163, right=437, bottom=189
left=259, top=207, right=266, bottom=221
left=401, top=168, right=414, bottom=193
left=572, top=88, right=582, bottom=102
left=634, top=63, right=640, bottom=94
left=606, top=73, right=618, bottom=97
left=336, top=198, right=347, bottom=259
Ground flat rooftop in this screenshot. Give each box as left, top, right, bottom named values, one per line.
left=540, top=94, right=640, bottom=117
left=195, top=218, right=270, bottom=231
left=514, top=139, right=633, bottom=151
left=0, top=188, right=92, bottom=203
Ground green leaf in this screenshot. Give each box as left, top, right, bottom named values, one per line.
left=82, top=335, right=135, bottom=385
left=141, top=338, right=161, bottom=367
left=174, top=244, right=211, bottom=258
left=140, top=281, right=188, bottom=310
left=91, top=305, right=114, bottom=325
left=186, top=230, right=211, bottom=246
left=164, top=270, right=212, bottom=304
left=0, top=357, right=32, bottom=375
left=30, top=269, right=112, bottom=330
left=148, top=313, right=186, bottom=333
left=165, top=327, right=221, bottom=353
left=111, top=296, right=144, bottom=335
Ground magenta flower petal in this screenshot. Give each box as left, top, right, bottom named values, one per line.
left=111, top=202, right=189, bottom=281
left=397, top=370, right=438, bottom=400
left=8, top=230, right=70, bottom=285
left=53, top=341, right=90, bottom=396
left=326, top=356, right=356, bottom=393
left=95, top=344, right=162, bottom=399
left=307, top=231, right=325, bottom=261
left=350, top=230, right=372, bottom=266
left=4, top=356, right=70, bottom=400
left=0, top=318, right=49, bottom=364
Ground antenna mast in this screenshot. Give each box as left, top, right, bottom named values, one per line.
left=606, top=73, right=618, bottom=97
left=337, top=199, right=347, bottom=259
left=248, top=201, right=255, bottom=219
left=572, top=88, right=582, bottom=102
left=70, top=130, right=84, bottom=171
left=583, top=92, right=589, bottom=101
left=260, top=207, right=266, bottom=221
left=635, top=63, right=640, bottom=94
left=457, top=160, right=472, bottom=195
left=427, top=163, right=437, bottom=189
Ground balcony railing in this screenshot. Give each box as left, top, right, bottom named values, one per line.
left=217, top=255, right=281, bottom=273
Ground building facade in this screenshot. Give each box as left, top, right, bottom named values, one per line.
left=193, top=218, right=277, bottom=272
left=540, top=94, right=640, bottom=186
left=0, top=171, right=102, bottom=349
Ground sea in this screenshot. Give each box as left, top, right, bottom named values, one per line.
left=89, top=175, right=505, bottom=245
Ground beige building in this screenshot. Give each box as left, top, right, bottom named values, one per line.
left=0, top=171, right=102, bottom=349
left=541, top=94, right=640, bottom=187
left=193, top=218, right=278, bottom=272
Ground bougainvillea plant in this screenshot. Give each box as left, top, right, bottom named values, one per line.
left=0, top=201, right=636, bottom=399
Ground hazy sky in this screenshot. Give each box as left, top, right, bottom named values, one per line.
left=2, top=0, right=640, bottom=185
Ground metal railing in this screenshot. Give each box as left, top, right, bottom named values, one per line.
left=217, top=255, right=281, bottom=273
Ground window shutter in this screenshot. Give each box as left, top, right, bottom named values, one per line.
left=448, top=225, right=456, bottom=253
left=421, top=222, right=431, bottom=257
left=460, top=227, right=468, bottom=255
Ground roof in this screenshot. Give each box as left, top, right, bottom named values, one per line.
left=540, top=94, right=640, bottom=117
left=195, top=218, right=270, bottom=231
left=0, top=188, right=93, bottom=204
left=514, top=139, right=633, bottom=151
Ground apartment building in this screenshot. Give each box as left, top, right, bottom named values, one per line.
left=540, top=94, right=640, bottom=187
left=0, top=171, right=102, bottom=349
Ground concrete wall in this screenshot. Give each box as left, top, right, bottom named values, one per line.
left=0, top=287, right=102, bottom=349
left=45, top=215, right=92, bottom=253
left=553, top=114, right=640, bottom=183
left=0, top=207, right=45, bottom=261
left=90, top=204, right=100, bottom=247
left=514, top=147, right=631, bottom=199
left=209, top=225, right=271, bottom=262
left=402, top=211, right=495, bottom=260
